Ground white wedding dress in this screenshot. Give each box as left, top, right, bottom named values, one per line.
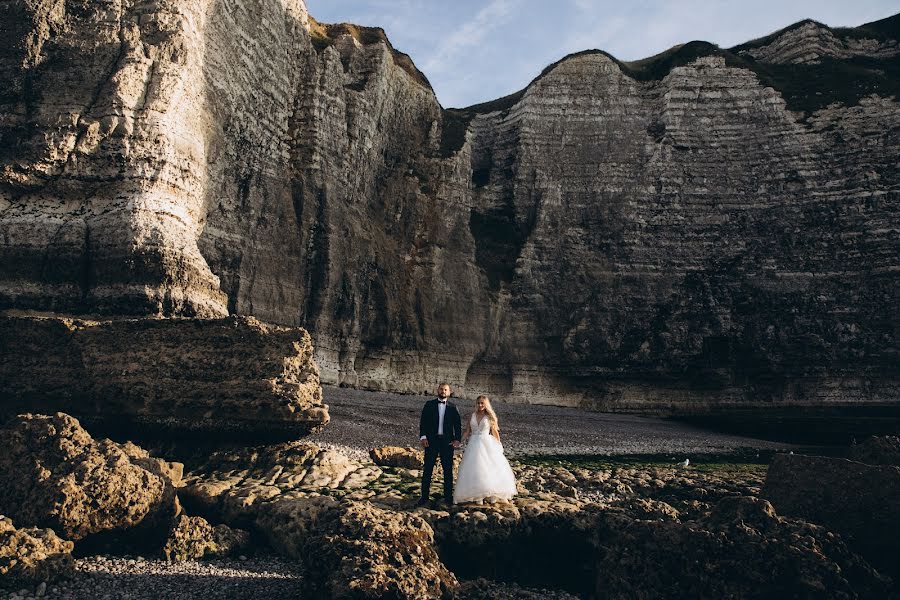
left=453, top=413, right=518, bottom=504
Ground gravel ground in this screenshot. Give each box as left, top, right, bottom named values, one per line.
left=308, top=385, right=797, bottom=459
left=0, top=555, right=303, bottom=600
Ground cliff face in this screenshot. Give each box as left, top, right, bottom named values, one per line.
left=1, top=3, right=898, bottom=412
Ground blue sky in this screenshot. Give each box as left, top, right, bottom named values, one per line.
left=305, top=0, right=899, bottom=108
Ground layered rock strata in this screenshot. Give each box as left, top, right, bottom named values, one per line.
left=1, top=1, right=898, bottom=412
left=0, top=315, right=328, bottom=438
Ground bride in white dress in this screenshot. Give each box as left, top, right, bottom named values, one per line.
left=453, top=395, right=518, bottom=504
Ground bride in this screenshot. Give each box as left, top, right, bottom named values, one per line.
left=453, top=395, right=518, bottom=504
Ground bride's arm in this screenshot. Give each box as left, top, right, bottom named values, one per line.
left=462, top=417, right=471, bottom=441
left=491, top=422, right=500, bottom=442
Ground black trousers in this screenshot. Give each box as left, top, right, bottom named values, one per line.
left=421, top=436, right=454, bottom=501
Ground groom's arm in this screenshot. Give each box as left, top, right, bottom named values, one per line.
left=453, top=407, right=462, bottom=442
left=419, top=404, right=429, bottom=447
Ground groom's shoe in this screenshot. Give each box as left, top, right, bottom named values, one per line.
left=415, top=497, right=429, bottom=507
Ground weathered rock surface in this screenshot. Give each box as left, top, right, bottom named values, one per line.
left=0, top=516, right=74, bottom=584
left=0, top=314, right=328, bottom=438
left=258, top=498, right=457, bottom=599
left=182, top=441, right=891, bottom=598
left=1, top=1, right=898, bottom=413
left=591, top=495, right=889, bottom=599
left=762, top=451, right=900, bottom=579
left=848, top=434, right=900, bottom=465
left=0, top=413, right=180, bottom=541
left=181, top=441, right=382, bottom=519
left=370, top=446, right=425, bottom=469
left=161, top=515, right=250, bottom=563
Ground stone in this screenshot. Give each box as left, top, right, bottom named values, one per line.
left=0, top=315, right=328, bottom=439
left=0, top=516, right=74, bottom=584
left=848, top=435, right=900, bottom=465
left=0, top=413, right=179, bottom=541
left=0, top=1, right=896, bottom=416
left=256, top=498, right=457, bottom=599
left=762, top=452, right=900, bottom=579
left=591, top=496, right=889, bottom=599
left=162, top=515, right=250, bottom=562
left=370, top=446, right=424, bottom=469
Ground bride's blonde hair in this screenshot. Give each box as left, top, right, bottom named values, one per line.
left=477, top=395, right=500, bottom=437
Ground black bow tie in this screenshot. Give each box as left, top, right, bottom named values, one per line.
left=438, top=400, right=447, bottom=404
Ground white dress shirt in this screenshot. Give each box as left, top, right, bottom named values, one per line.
left=437, top=400, right=446, bottom=435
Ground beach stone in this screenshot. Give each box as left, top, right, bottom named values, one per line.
left=370, top=446, right=424, bottom=469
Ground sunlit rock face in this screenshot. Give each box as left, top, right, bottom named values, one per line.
left=1, top=2, right=897, bottom=412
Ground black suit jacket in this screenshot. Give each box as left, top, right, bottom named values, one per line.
left=419, top=398, right=462, bottom=445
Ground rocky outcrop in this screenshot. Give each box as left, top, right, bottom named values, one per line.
left=0, top=516, right=74, bottom=584
left=762, top=451, right=900, bottom=579
left=0, top=314, right=328, bottom=438
left=0, top=413, right=180, bottom=541
left=181, top=441, right=383, bottom=519
left=1, top=1, right=898, bottom=412
left=182, top=442, right=453, bottom=599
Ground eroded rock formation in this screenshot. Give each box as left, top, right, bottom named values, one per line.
left=0, top=413, right=180, bottom=541
left=1, top=1, right=897, bottom=412
left=0, top=314, right=328, bottom=437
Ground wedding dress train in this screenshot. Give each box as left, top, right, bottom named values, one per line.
left=453, top=413, right=518, bottom=504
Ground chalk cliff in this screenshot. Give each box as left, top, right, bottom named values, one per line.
left=1, top=2, right=897, bottom=412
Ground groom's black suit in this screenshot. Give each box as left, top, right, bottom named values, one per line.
left=419, top=398, right=462, bottom=502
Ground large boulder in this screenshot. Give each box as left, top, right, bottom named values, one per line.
left=592, top=496, right=888, bottom=599
left=0, top=315, right=328, bottom=439
left=256, top=497, right=457, bottom=599
left=0, top=413, right=180, bottom=541
left=0, top=516, right=74, bottom=584
left=762, top=452, right=900, bottom=579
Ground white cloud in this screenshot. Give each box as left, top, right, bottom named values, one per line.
left=422, top=0, right=520, bottom=74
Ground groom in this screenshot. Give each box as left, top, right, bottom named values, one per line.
left=418, top=382, right=462, bottom=506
